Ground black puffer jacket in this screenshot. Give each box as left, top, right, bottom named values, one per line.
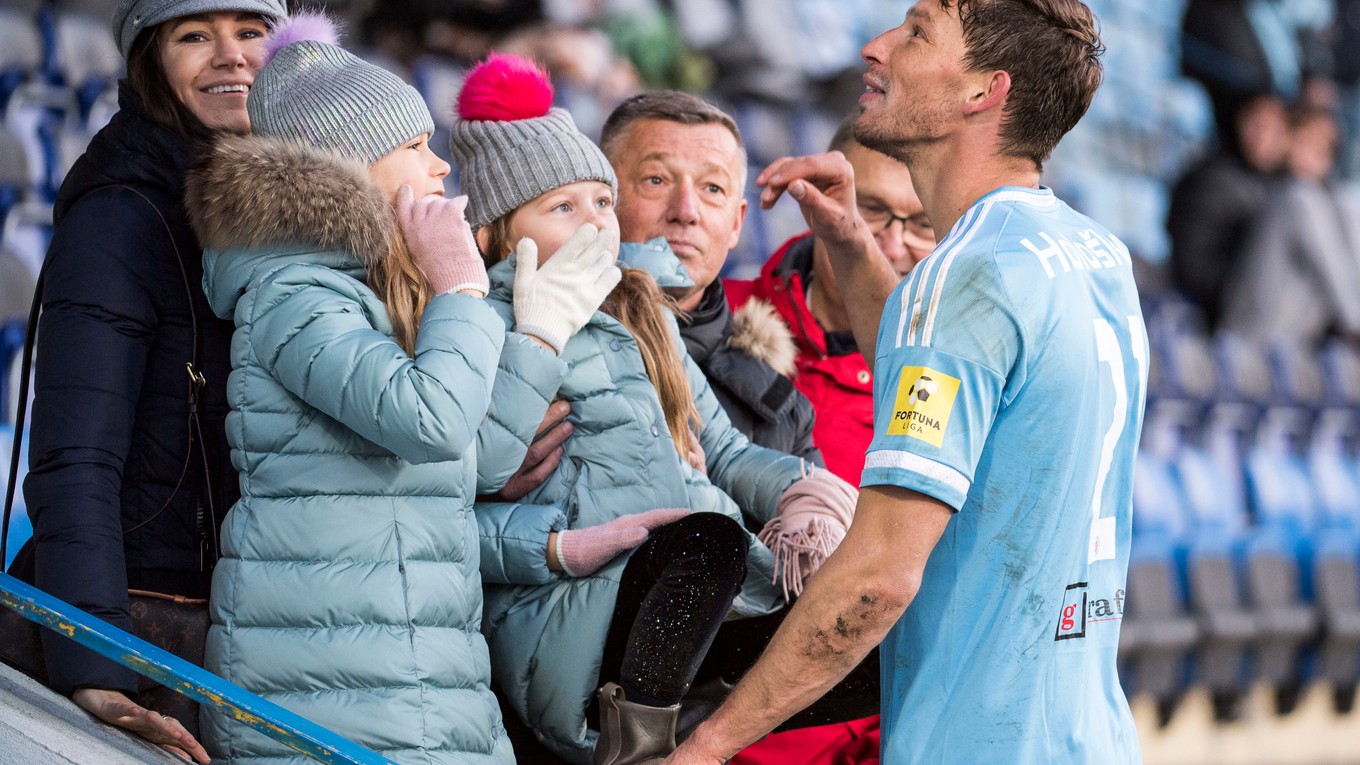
left=678, top=280, right=822, bottom=466
left=11, top=83, right=236, bottom=696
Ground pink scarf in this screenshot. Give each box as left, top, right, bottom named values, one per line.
left=758, top=466, right=858, bottom=600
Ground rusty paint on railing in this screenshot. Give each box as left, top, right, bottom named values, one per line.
left=0, top=573, right=395, bottom=765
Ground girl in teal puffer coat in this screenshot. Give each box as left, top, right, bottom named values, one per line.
left=448, top=56, right=860, bottom=765
left=184, top=25, right=618, bottom=765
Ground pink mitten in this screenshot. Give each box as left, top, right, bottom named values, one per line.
left=396, top=186, right=489, bottom=295
left=555, top=508, right=691, bottom=577
left=759, top=466, right=859, bottom=600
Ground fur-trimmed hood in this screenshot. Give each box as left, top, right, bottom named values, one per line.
left=186, top=134, right=393, bottom=319
left=730, top=298, right=798, bottom=378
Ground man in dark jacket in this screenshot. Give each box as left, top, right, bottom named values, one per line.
left=601, top=91, right=822, bottom=464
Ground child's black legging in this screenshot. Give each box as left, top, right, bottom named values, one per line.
left=596, top=511, right=748, bottom=709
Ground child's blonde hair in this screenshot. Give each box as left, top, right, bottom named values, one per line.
left=599, top=270, right=702, bottom=455
left=368, top=224, right=433, bottom=356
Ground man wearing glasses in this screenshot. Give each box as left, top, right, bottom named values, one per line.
left=726, top=113, right=936, bottom=484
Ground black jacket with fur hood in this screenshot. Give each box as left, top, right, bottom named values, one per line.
left=678, top=280, right=822, bottom=467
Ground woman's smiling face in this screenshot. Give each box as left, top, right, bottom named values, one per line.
left=157, top=12, right=270, bottom=134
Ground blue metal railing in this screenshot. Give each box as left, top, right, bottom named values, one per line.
left=0, top=572, right=395, bottom=765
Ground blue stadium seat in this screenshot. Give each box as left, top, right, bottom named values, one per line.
left=2, top=199, right=53, bottom=281
left=1127, top=321, right=1254, bottom=720
left=0, top=320, right=24, bottom=424
left=52, top=11, right=122, bottom=125
left=731, top=100, right=796, bottom=168
left=5, top=81, right=77, bottom=201
left=1309, top=342, right=1360, bottom=710
left=1120, top=529, right=1199, bottom=725
left=0, top=127, right=28, bottom=228
left=0, top=8, right=42, bottom=115
left=1126, top=429, right=1200, bottom=722
left=1215, top=334, right=1325, bottom=712
left=0, top=423, right=31, bottom=572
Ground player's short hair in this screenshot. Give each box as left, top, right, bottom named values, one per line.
left=943, top=0, right=1104, bottom=166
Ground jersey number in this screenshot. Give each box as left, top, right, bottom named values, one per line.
left=1089, top=316, right=1146, bottom=564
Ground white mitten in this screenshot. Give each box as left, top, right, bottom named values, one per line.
left=512, top=224, right=622, bottom=353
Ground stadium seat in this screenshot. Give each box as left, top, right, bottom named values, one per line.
left=0, top=422, right=32, bottom=572
left=52, top=11, right=122, bottom=124
left=2, top=199, right=53, bottom=279
left=82, top=83, right=117, bottom=135
left=1142, top=324, right=1260, bottom=720
left=0, top=246, right=35, bottom=326
left=0, top=8, right=42, bottom=115
left=1121, top=514, right=1199, bottom=725
left=1309, top=342, right=1360, bottom=711
left=1216, top=335, right=1325, bottom=712
left=5, top=80, right=77, bottom=200
left=0, top=127, right=28, bottom=228
left=1126, top=324, right=1255, bottom=721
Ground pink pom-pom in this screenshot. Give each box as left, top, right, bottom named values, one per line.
left=263, top=10, right=341, bottom=67
left=456, top=54, right=554, bottom=122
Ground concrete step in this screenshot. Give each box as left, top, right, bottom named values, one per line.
left=0, top=662, right=184, bottom=764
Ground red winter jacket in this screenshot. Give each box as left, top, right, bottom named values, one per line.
left=724, top=233, right=875, bottom=485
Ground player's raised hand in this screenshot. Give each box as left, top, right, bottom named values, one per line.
left=756, top=152, right=869, bottom=251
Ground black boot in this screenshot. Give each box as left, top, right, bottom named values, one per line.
left=593, top=683, right=679, bottom=765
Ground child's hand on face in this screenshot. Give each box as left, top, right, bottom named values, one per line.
left=510, top=223, right=622, bottom=354
left=396, top=185, right=489, bottom=296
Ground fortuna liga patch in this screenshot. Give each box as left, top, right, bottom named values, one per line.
left=887, top=366, right=960, bottom=447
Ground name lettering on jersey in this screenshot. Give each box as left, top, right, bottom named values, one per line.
left=1021, top=229, right=1131, bottom=280
left=1054, top=583, right=1125, bottom=641
left=887, top=367, right=959, bottom=447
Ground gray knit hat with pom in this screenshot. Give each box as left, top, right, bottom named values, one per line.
left=449, top=55, right=616, bottom=231
left=112, top=0, right=288, bottom=58
left=246, top=12, right=434, bottom=165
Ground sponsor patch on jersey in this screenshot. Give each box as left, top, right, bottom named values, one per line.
left=1053, top=582, right=1125, bottom=641
left=886, top=366, right=959, bottom=447
left=1054, top=582, right=1088, bottom=641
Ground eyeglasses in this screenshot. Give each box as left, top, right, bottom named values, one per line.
left=858, top=203, right=935, bottom=246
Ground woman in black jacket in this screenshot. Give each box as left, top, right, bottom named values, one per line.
left=7, top=1, right=285, bottom=760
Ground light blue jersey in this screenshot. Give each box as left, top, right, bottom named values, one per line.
left=862, top=186, right=1146, bottom=764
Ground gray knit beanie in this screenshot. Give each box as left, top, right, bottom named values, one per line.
left=248, top=38, right=435, bottom=165
left=448, top=56, right=616, bottom=231
left=112, top=0, right=288, bottom=58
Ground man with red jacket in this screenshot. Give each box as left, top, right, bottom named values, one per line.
left=725, top=115, right=935, bottom=483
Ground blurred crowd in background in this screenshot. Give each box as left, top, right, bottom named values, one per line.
left=5, top=0, right=1360, bottom=348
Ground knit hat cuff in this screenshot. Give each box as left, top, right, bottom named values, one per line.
left=112, top=0, right=288, bottom=58
left=287, top=89, right=434, bottom=165
left=450, top=108, right=617, bottom=230
left=248, top=40, right=436, bottom=164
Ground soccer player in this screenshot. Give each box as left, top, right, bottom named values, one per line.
left=664, top=1, right=1146, bottom=763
